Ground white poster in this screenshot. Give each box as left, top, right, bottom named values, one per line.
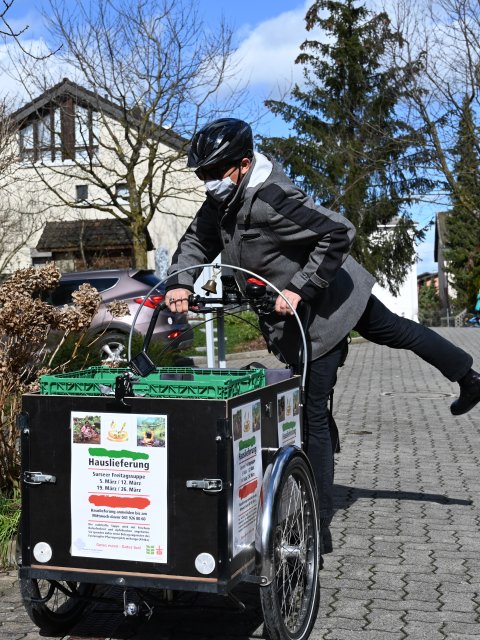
left=232, top=399, right=262, bottom=557
left=277, top=388, right=301, bottom=448
left=70, top=411, right=168, bottom=563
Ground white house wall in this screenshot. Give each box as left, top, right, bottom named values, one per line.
left=372, top=262, right=419, bottom=322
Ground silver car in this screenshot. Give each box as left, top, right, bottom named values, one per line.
left=45, top=268, right=193, bottom=363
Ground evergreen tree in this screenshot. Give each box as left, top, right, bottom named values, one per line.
left=259, top=0, right=432, bottom=294
left=418, top=283, right=440, bottom=326
left=444, top=95, right=480, bottom=311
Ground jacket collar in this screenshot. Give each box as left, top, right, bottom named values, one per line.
left=246, top=152, right=273, bottom=190
left=221, top=152, right=273, bottom=221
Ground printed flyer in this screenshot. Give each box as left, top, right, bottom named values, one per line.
left=232, top=399, right=262, bottom=556
left=277, top=388, right=301, bottom=447
left=70, top=411, right=168, bottom=563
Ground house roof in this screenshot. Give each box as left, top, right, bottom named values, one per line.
left=36, top=218, right=139, bottom=252
left=11, top=77, right=186, bottom=151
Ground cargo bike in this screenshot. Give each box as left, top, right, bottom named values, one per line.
left=18, top=264, right=321, bottom=640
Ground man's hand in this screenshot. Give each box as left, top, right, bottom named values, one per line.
left=275, top=289, right=302, bottom=316
left=165, top=288, right=191, bottom=313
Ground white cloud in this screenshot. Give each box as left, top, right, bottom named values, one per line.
left=0, top=34, right=82, bottom=106
left=230, top=0, right=417, bottom=97
left=230, top=1, right=322, bottom=96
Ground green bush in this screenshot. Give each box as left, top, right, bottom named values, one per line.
left=0, top=494, right=20, bottom=569
left=48, top=332, right=103, bottom=371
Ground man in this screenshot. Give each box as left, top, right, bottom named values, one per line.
left=165, top=118, right=480, bottom=554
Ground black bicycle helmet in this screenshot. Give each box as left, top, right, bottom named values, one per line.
left=187, top=118, right=253, bottom=169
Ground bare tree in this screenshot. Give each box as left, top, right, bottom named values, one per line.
left=0, top=0, right=57, bottom=58
left=0, top=0, right=28, bottom=43
left=386, top=0, right=480, bottom=217
left=10, top=0, right=245, bottom=267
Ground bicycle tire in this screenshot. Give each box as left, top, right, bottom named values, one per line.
left=260, top=455, right=320, bottom=640
left=20, top=577, right=94, bottom=635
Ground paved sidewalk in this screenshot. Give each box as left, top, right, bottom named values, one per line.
left=2, top=327, right=480, bottom=639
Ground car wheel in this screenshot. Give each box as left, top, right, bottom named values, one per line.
left=97, top=332, right=128, bottom=365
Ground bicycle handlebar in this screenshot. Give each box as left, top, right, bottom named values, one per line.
left=127, top=263, right=309, bottom=391
left=184, top=291, right=277, bottom=314
left=129, top=286, right=279, bottom=377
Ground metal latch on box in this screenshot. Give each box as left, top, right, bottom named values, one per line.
left=23, top=471, right=57, bottom=485
left=186, top=479, right=223, bottom=493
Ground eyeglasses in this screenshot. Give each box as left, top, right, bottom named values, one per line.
left=195, top=164, right=237, bottom=181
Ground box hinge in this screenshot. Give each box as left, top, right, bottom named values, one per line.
left=23, top=471, right=57, bottom=485
left=186, top=478, right=223, bottom=493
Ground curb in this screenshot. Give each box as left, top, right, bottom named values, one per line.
left=192, top=338, right=368, bottom=366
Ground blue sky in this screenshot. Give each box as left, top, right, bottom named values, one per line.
left=3, top=0, right=438, bottom=273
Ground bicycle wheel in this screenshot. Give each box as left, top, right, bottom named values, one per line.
left=260, top=455, right=320, bottom=640
left=20, top=577, right=94, bottom=635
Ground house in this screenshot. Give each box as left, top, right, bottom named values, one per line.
left=373, top=273, right=418, bottom=322
left=370, top=220, right=419, bottom=322
left=3, top=78, right=202, bottom=274
left=417, top=271, right=439, bottom=293
left=33, top=219, right=153, bottom=272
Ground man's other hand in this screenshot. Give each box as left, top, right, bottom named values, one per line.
left=275, top=289, right=302, bottom=315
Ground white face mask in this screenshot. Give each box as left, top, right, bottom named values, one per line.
left=204, top=176, right=237, bottom=203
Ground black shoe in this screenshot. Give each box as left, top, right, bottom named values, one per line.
left=451, top=369, right=480, bottom=416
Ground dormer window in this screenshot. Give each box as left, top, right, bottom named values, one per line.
left=18, top=100, right=98, bottom=163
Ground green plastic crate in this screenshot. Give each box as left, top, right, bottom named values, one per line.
left=39, top=366, right=266, bottom=399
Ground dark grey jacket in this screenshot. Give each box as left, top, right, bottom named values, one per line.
left=168, top=153, right=376, bottom=362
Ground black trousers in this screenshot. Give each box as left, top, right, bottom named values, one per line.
left=304, top=294, right=473, bottom=525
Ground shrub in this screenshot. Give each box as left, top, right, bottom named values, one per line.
left=0, top=263, right=128, bottom=497
left=0, top=493, right=20, bottom=569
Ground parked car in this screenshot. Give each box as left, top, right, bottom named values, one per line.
left=43, top=268, right=193, bottom=364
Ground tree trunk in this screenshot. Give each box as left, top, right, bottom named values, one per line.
left=131, top=227, right=149, bottom=268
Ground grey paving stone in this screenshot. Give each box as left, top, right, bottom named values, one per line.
left=369, top=572, right=406, bottom=591
left=400, top=622, right=445, bottom=639
left=405, top=610, right=478, bottom=624
left=322, top=615, right=367, bottom=630
left=365, top=608, right=406, bottom=632
left=324, top=630, right=405, bottom=640
left=442, top=623, right=480, bottom=636
left=438, top=590, right=479, bottom=612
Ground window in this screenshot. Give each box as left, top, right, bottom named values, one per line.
left=19, top=101, right=98, bottom=163
left=76, top=185, right=89, bottom=202
left=37, top=113, right=53, bottom=162
left=19, top=123, right=35, bottom=161
left=115, top=183, right=129, bottom=199
left=46, top=278, right=118, bottom=306
left=74, top=105, right=99, bottom=161
left=19, top=111, right=62, bottom=163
